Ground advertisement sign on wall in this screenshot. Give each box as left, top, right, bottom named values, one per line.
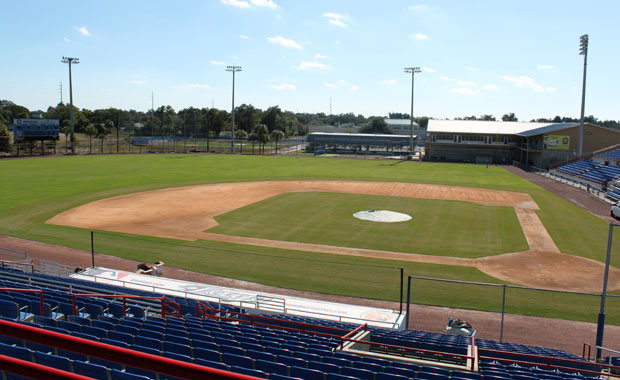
left=543, top=135, right=570, bottom=150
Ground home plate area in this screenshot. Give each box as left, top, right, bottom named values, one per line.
left=73, top=267, right=405, bottom=329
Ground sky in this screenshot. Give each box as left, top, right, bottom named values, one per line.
left=2, top=0, right=619, bottom=121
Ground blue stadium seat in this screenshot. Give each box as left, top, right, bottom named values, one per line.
left=0, top=343, right=32, bottom=362
left=254, top=358, right=288, bottom=376
left=230, top=365, right=268, bottom=378
left=73, top=359, right=110, bottom=379
left=221, top=353, right=254, bottom=369
left=33, top=351, right=72, bottom=372
left=375, top=372, right=410, bottom=380
left=109, top=369, right=151, bottom=380
left=289, top=365, right=325, bottom=380
left=341, top=366, right=374, bottom=380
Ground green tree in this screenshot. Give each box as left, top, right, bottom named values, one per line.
left=83, top=124, right=97, bottom=154
left=359, top=117, right=392, bottom=134
left=61, top=125, right=71, bottom=153
left=479, top=115, right=496, bottom=121
left=248, top=132, right=257, bottom=154
left=97, top=131, right=107, bottom=153
left=252, top=124, right=270, bottom=154
left=235, top=104, right=262, bottom=133
left=270, top=129, right=284, bottom=154
left=0, top=124, right=10, bottom=152
left=261, top=106, right=283, bottom=132
left=235, top=129, right=248, bottom=153
left=502, top=113, right=518, bottom=122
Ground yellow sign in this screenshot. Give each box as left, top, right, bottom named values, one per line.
left=545, top=135, right=570, bottom=150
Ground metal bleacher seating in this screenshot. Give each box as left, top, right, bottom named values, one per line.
left=0, top=267, right=609, bottom=380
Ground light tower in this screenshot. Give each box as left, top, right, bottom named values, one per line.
left=61, top=56, right=79, bottom=154
left=578, top=34, right=589, bottom=158
left=226, top=65, right=242, bottom=153
left=404, top=67, right=421, bottom=155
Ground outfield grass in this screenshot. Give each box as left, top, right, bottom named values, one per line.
left=0, top=154, right=619, bottom=323
left=209, top=192, right=528, bottom=257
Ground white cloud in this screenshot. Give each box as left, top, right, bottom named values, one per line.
left=297, top=61, right=330, bottom=70
left=439, top=76, right=452, bottom=81
left=408, top=4, right=429, bottom=12
left=451, top=87, right=477, bottom=95
left=63, top=37, right=71, bottom=42
left=351, top=85, right=359, bottom=90
left=266, top=83, right=295, bottom=90
left=220, top=0, right=251, bottom=8
left=322, top=12, right=348, bottom=27
left=324, top=79, right=345, bottom=88
left=504, top=75, right=554, bottom=92
left=267, top=35, right=303, bottom=49
left=537, top=65, right=553, bottom=70
left=239, top=34, right=249, bottom=39
left=250, top=0, right=277, bottom=8
left=210, top=60, right=225, bottom=65
left=131, top=80, right=145, bottom=85
left=76, top=26, right=90, bottom=36
left=483, top=84, right=499, bottom=90
left=315, top=53, right=328, bottom=59
left=181, top=84, right=210, bottom=89
left=423, top=67, right=435, bottom=73
left=381, top=79, right=397, bottom=85
left=324, top=82, right=337, bottom=88
left=415, top=33, right=429, bottom=40
left=457, top=80, right=476, bottom=86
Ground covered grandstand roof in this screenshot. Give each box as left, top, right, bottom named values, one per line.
left=385, top=118, right=419, bottom=127
left=426, top=119, right=598, bottom=136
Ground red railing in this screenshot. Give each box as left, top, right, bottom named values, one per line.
left=0, top=260, right=34, bottom=273
left=583, top=342, right=592, bottom=361
left=72, top=294, right=181, bottom=318
left=0, top=319, right=262, bottom=380
left=479, top=348, right=620, bottom=378
left=339, top=323, right=368, bottom=349
left=196, top=301, right=349, bottom=338
left=0, top=288, right=44, bottom=316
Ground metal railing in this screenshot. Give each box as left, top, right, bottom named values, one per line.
left=0, top=260, right=34, bottom=273
left=72, top=293, right=181, bottom=318
left=0, top=288, right=44, bottom=316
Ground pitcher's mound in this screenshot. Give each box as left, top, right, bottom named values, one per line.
left=353, top=210, right=412, bottom=223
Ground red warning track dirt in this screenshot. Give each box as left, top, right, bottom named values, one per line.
left=47, top=181, right=620, bottom=292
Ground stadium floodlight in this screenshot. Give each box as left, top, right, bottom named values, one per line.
left=61, top=56, right=79, bottom=154
left=404, top=67, right=421, bottom=155
left=226, top=65, right=242, bottom=153
left=578, top=34, right=588, bottom=158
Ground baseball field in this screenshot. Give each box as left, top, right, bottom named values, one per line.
left=1, top=154, right=619, bottom=324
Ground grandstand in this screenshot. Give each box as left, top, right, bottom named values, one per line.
left=0, top=262, right=618, bottom=379
left=551, top=160, right=620, bottom=192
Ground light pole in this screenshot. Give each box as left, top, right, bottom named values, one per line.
left=404, top=67, right=421, bottom=156
left=595, top=222, right=618, bottom=360
left=226, top=65, right=242, bottom=153
left=61, top=56, right=79, bottom=154
left=578, top=34, right=588, bottom=158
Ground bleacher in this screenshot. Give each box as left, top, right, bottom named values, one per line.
left=0, top=266, right=614, bottom=380
left=555, top=160, right=620, bottom=187
left=597, top=149, right=620, bottom=160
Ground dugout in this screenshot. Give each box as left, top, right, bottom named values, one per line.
left=306, top=132, right=414, bottom=155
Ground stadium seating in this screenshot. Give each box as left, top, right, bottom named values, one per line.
left=597, top=148, right=620, bottom=160
left=0, top=266, right=609, bottom=380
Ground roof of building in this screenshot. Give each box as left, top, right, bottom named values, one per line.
left=426, top=119, right=596, bottom=136
left=309, top=132, right=412, bottom=138
left=384, top=118, right=419, bottom=127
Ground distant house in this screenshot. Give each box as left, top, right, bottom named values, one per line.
left=426, top=119, right=620, bottom=168
left=384, top=119, right=426, bottom=140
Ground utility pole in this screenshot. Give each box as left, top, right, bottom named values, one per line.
left=404, top=67, right=421, bottom=156
left=151, top=92, right=154, bottom=138
left=226, top=65, right=242, bottom=153
left=61, top=56, right=79, bottom=154
left=578, top=34, right=589, bottom=158
left=58, top=82, right=63, bottom=104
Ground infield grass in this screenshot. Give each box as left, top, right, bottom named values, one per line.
left=0, top=154, right=619, bottom=324
left=209, top=192, right=528, bottom=257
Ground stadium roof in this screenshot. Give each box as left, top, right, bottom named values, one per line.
left=309, top=132, right=412, bottom=138
left=384, top=118, right=419, bottom=127
left=427, top=120, right=586, bottom=136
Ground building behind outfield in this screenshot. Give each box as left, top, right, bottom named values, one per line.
left=426, top=120, right=620, bottom=169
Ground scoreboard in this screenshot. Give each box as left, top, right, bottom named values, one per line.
left=13, top=119, right=60, bottom=143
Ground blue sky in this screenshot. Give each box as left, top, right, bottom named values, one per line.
left=2, top=0, right=618, bottom=121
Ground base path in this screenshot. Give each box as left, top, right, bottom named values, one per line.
left=47, top=181, right=620, bottom=292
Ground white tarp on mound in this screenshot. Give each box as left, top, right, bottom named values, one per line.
left=353, top=210, right=412, bottom=223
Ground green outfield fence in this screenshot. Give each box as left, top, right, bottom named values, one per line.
left=90, top=231, right=405, bottom=313
left=406, top=275, right=620, bottom=346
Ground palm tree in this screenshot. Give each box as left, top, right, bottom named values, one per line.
left=97, top=132, right=107, bottom=153
left=83, top=124, right=97, bottom=154
left=252, top=124, right=270, bottom=154
left=61, top=125, right=71, bottom=153
left=235, top=129, right=248, bottom=154
left=248, top=132, right=257, bottom=154
left=270, top=129, right=285, bottom=154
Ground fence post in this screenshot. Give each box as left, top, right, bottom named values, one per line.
left=500, top=284, right=507, bottom=342
left=405, top=276, right=412, bottom=329
left=399, top=267, right=404, bottom=314
left=90, top=231, right=95, bottom=268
